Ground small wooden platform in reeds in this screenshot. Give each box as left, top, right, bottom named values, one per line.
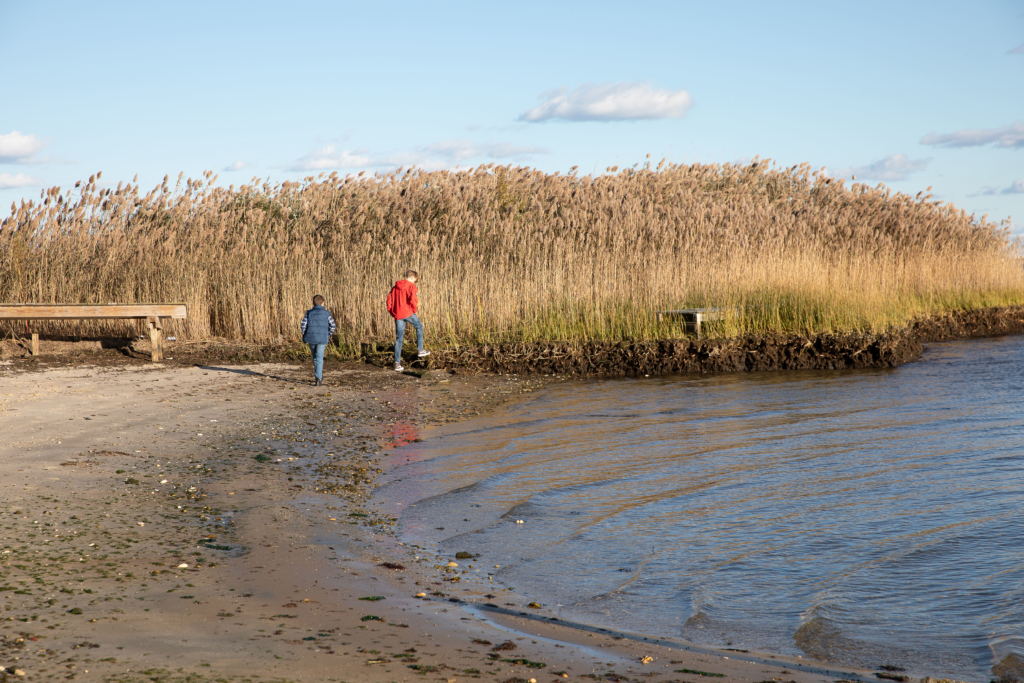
left=656, top=308, right=732, bottom=338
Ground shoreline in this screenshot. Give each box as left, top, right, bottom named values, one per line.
left=0, top=352, right=990, bottom=682
left=408, top=305, right=1024, bottom=376
left=5, top=305, right=1022, bottom=379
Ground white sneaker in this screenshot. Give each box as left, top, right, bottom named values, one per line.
left=394, top=363, right=404, bottom=372
left=417, top=350, right=431, bottom=357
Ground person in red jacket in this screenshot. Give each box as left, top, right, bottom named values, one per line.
left=386, top=269, right=430, bottom=371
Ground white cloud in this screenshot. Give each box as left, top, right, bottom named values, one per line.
left=1010, top=44, right=1024, bottom=54
left=224, top=160, right=245, bottom=172
left=0, top=131, right=48, bottom=163
left=921, top=121, right=1024, bottom=149
left=834, top=153, right=930, bottom=182
left=288, top=140, right=548, bottom=173
left=288, top=145, right=372, bottom=171
left=0, top=172, right=40, bottom=189
left=971, top=179, right=1024, bottom=196
left=422, top=140, right=549, bottom=163
left=519, top=82, right=692, bottom=122
left=368, top=151, right=447, bottom=172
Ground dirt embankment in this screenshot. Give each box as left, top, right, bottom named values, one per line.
left=910, top=306, right=1024, bottom=342
left=4, top=306, right=1023, bottom=378
left=414, top=306, right=1024, bottom=376
left=429, top=333, right=922, bottom=376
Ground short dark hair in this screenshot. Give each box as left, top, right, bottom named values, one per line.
left=405, top=270, right=419, bottom=280
left=312, top=295, right=325, bottom=306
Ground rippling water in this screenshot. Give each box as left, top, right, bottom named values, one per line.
left=374, top=337, right=1024, bottom=681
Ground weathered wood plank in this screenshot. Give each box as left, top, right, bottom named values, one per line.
left=0, top=304, right=187, bottom=320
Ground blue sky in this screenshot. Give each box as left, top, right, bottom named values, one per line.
left=1, top=0, right=1022, bottom=230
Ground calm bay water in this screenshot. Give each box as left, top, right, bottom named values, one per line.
left=373, top=337, right=1024, bottom=682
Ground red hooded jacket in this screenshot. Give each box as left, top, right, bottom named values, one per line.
left=386, top=279, right=418, bottom=320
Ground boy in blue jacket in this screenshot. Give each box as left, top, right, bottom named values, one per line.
left=301, top=295, right=336, bottom=386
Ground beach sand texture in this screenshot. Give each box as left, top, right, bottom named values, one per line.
left=0, top=357, right=890, bottom=683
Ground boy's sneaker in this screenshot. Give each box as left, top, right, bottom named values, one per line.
left=417, top=350, right=431, bottom=358
left=394, top=363, right=404, bottom=372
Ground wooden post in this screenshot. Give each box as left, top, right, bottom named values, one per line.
left=30, top=333, right=39, bottom=356
left=695, top=312, right=703, bottom=339
left=148, top=316, right=163, bottom=362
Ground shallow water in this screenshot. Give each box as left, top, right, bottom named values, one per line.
left=374, top=337, right=1024, bottom=682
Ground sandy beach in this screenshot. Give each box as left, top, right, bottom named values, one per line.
left=0, top=347, right=885, bottom=683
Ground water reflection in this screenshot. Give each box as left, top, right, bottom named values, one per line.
left=375, top=336, right=1024, bottom=682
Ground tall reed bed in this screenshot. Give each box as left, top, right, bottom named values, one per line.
left=1, top=160, right=1021, bottom=347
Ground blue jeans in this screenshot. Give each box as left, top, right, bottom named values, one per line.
left=394, top=314, right=423, bottom=364
left=308, top=343, right=326, bottom=381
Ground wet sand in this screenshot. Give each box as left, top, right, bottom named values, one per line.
left=0, top=355, right=885, bottom=683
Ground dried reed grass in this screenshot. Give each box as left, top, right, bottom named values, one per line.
left=2, top=160, right=1021, bottom=350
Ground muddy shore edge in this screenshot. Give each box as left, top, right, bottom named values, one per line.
left=4, top=306, right=1023, bottom=379
left=375, top=305, right=1024, bottom=376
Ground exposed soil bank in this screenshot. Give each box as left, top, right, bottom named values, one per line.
left=4, top=306, right=1023, bottom=378
left=412, top=306, right=1024, bottom=376
left=910, top=306, right=1024, bottom=343
left=428, top=333, right=922, bottom=376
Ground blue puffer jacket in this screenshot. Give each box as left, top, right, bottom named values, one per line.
left=301, top=305, right=334, bottom=344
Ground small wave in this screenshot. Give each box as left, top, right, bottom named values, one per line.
left=794, top=615, right=845, bottom=663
